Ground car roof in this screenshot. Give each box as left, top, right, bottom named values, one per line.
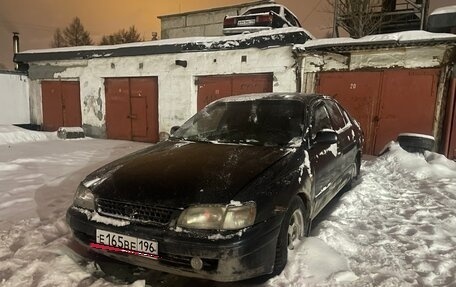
left=216, top=92, right=326, bottom=105
left=244, top=4, right=301, bottom=23
left=245, top=4, right=285, bottom=11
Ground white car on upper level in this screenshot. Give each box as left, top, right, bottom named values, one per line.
left=223, top=4, right=302, bottom=35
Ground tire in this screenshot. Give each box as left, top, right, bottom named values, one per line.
left=397, top=133, right=435, bottom=154
left=272, top=196, right=308, bottom=276
left=344, top=153, right=361, bottom=192
left=354, top=153, right=361, bottom=180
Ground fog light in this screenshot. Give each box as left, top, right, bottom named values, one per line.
left=190, top=257, right=203, bottom=270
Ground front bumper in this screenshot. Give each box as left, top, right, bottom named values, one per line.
left=66, top=206, right=282, bottom=282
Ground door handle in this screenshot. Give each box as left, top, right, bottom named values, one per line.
left=127, top=114, right=138, bottom=119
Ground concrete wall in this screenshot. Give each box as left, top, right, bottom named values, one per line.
left=299, top=45, right=451, bottom=75
left=159, top=1, right=271, bottom=39
left=0, top=72, right=30, bottom=124
left=161, top=8, right=241, bottom=39
left=27, top=46, right=297, bottom=137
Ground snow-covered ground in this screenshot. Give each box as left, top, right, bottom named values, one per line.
left=0, top=126, right=455, bottom=286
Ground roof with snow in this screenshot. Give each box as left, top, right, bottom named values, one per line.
left=430, top=5, right=456, bottom=16
left=428, top=5, right=456, bottom=33
left=294, top=31, right=456, bottom=52
left=14, top=27, right=311, bottom=63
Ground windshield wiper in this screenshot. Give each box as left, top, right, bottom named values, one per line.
left=181, top=136, right=213, bottom=143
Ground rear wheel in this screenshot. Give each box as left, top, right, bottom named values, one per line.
left=354, top=153, right=361, bottom=179
left=272, top=196, right=307, bottom=276
left=344, top=152, right=361, bottom=191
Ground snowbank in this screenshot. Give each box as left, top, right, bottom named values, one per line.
left=0, top=125, right=57, bottom=146
left=1, top=140, right=455, bottom=286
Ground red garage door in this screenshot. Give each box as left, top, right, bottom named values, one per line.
left=41, top=81, right=82, bottom=131
left=445, top=80, right=456, bottom=160
left=374, top=69, right=439, bottom=155
left=105, top=77, right=159, bottom=143
left=197, top=74, right=273, bottom=110
left=317, top=72, right=382, bottom=154
left=318, top=69, right=440, bottom=155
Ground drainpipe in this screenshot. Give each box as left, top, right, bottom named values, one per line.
left=420, top=0, right=428, bottom=30
left=13, top=32, right=20, bottom=70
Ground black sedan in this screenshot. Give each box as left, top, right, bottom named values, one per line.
left=66, top=93, right=363, bottom=282
left=223, top=4, right=303, bottom=35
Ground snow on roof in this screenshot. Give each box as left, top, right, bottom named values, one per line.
left=295, top=30, right=456, bottom=52
left=430, top=5, right=456, bottom=16
left=20, top=27, right=305, bottom=55
left=15, top=27, right=312, bottom=63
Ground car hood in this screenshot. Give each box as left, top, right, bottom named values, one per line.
left=85, top=140, right=290, bottom=208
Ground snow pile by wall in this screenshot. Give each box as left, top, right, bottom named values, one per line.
left=0, top=125, right=57, bottom=146
left=0, top=73, right=30, bottom=125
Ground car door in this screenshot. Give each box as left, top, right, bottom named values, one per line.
left=324, top=99, right=358, bottom=190
left=307, top=103, right=340, bottom=216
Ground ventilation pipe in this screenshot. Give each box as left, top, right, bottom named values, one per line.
left=13, top=32, right=20, bottom=70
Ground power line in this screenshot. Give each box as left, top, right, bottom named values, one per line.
left=0, top=19, right=58, bottom=32
left=302, top=0, right=322, bottom=24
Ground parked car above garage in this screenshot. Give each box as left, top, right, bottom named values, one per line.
left=66, top=93, right=364, bottom=282
left=223, top=4, right=303, bottom=35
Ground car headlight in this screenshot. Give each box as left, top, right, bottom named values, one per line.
left=177, top=202, right=256, bottom=230
left=73, top=183, right=95, bottom=211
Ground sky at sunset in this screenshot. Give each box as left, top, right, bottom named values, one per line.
left=0, top=0, right=454, bottom=69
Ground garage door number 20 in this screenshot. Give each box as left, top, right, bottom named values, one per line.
left=350, top=83, right=357, bottom=90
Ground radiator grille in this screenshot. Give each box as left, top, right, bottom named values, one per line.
left=96, top=198, right=176, bottom=225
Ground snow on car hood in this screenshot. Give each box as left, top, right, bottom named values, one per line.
left=85, top=140, right=291, bottom=207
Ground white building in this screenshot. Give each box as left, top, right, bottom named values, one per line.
left=14, top=28, right=311, bottom=142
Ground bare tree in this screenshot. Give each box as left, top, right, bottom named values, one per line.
left=100, top=26, right=143, bottom=45
left=51, top=17, right=93, bottom=47
left=330, top=0, right=384, bottom=38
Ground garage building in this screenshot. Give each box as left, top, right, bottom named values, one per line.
left=295, top=31, right=456, bottom=158
left=14, top=28, right=310, bottom=143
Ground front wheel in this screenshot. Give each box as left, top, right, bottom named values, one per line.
left=272, top=196, right=308, bottom=275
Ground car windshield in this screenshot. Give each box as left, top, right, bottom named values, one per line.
left=172, top=99, right=305, bottom=146
left=245, top=7, right=280, bottom=15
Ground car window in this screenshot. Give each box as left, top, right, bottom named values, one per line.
left=284, top=9, right=297, bottom=26
left=173, top=100, right=305, bottom=146
left=312, top=104, right=332, bottom=138
left=190, top=105, right=226, bottom=135
left=245, top=7, right=280, bottom=15
left=324, top=100, right=347, bottom=131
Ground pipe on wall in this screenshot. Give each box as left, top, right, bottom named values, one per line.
left=13, top=32, right=20, bottom=70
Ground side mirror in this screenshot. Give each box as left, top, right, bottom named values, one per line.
left=314, top=129, right=338, bottom=145
left=170, top=126, right=180, bottom=135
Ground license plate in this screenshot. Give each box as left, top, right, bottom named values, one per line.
left=237, top=19, right=255, bottom=26
left=96, top=229, right=158, bottom=256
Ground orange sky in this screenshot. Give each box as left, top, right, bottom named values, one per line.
left=0, top=0, right=453, bottom=69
